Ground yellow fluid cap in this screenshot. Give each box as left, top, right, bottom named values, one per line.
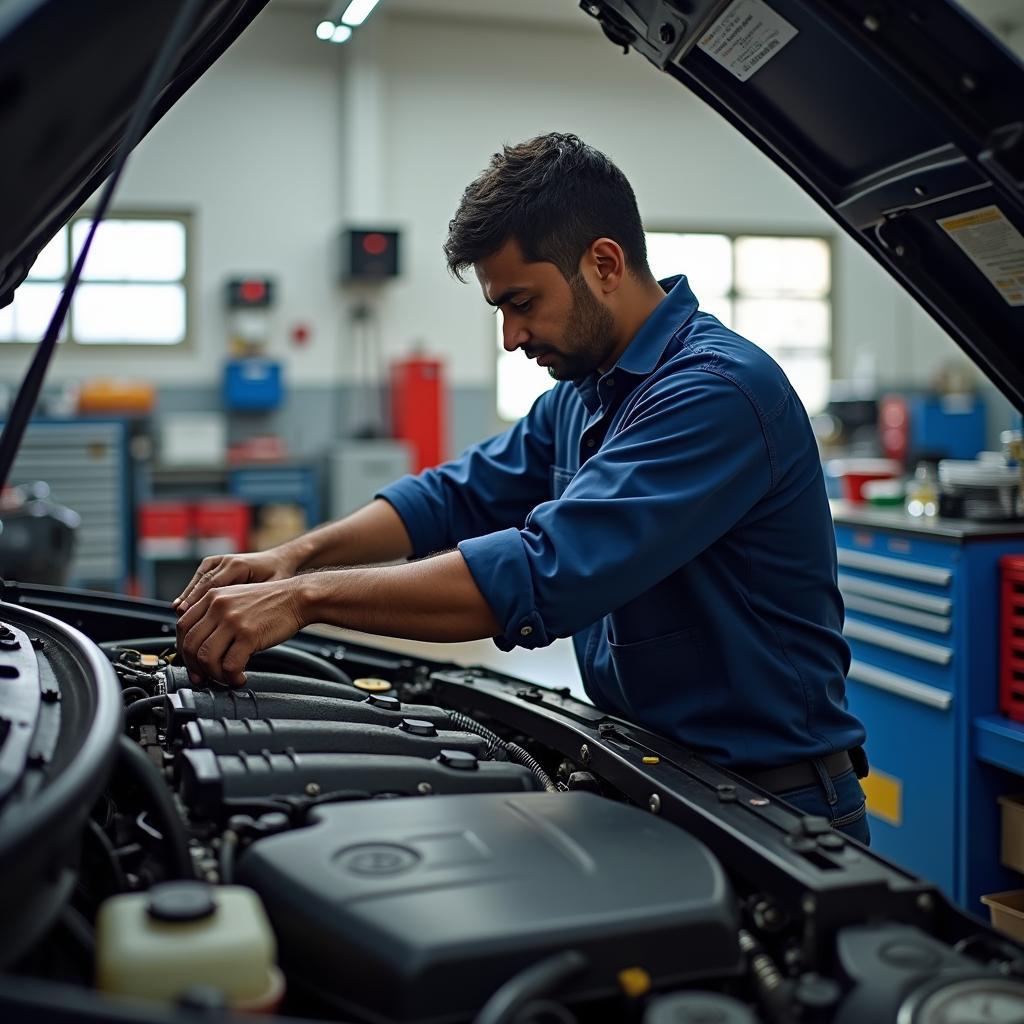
left=642, top=756, right=660, bottom=765
left=140, top=654, right=162, bottom=668
left=618, top=967, right=651, bottom=998
left=353, top=677, right=393, bottom=693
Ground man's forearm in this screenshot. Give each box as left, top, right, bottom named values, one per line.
left=297, top=549, right=502, bottom=642
left=278, top=498, right=414, bottom=571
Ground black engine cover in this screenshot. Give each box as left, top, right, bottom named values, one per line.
left=237, top=791, right=740, bottom=1024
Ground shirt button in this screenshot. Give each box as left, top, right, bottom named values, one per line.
left=606, top=377, right=615, bottom=387
left=520, top=625, right=534, bottom=637
left=586, top=438, right=596, bottom=449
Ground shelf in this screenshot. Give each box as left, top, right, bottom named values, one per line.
left=139, top=539, right=235, bottom=561
left=975, top=715, right=1024, bottom=776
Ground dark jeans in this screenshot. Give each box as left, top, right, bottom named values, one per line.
left=776, top=763, right=871, bottom=845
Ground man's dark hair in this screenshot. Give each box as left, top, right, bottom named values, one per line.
left=444, top=133, right=651, bottom=283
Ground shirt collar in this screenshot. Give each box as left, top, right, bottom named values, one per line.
left=572, top=275, right=698, bottom=414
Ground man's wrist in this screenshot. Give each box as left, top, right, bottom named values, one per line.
left=277, top=535, right=317, bottom=573
left=292, top=571, right=339, bottom=627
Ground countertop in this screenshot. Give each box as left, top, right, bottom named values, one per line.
left=829, top=499, right=1024, bottom=540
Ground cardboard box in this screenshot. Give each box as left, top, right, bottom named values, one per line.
left=998, top=795, right=1024, bottom=873
left=981, top=890, right=1024, bottom=943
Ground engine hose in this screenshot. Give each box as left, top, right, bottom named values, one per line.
left=125, top=695, right=166, bottom=724
left=60, top=905, right=96, bottom=959
left=120, top=686, right=149, bottom=704
left=447, top=711, right=558, bottom=793
left=103, top=637, right=353, bottom=687
left=473, top=950, right=588, bottom=1024
left=117, top=736, right=194, bottom=880
left=506, top=742, right=558, bottom=794
left=247, top=643, right=354, bottom=687
left=219, top=829, right=238, bottom=885
left=86, top=818, right=128, bottom=892
left=513, top=1000, right=577, bottom=1024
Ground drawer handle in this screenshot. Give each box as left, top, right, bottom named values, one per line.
left=837, top=549, right=952, bottom=586
left=844, top=619, right=953, bottom=665
left=841, top=594, right=951, bottom=635
left=848, top=660, right=953, bottom=710
left=837, top=573, right=952, bottom=615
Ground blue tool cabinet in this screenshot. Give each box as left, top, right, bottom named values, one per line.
left=4, top=418, right=133, bottom=591
left=832, top=502, right=1024, bottom=912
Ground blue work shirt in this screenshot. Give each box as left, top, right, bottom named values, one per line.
left=378, top=276, right=865, bottom=770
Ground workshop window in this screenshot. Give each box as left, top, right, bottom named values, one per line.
left=0, top=214, right=190, bottom=346
left=496, top=230, right=832, bottom=421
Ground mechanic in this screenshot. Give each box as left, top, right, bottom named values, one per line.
left=175, top=133, right=870, bottom=843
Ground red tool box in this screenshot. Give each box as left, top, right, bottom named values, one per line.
left=1000, top=555, right=1024, bottom=722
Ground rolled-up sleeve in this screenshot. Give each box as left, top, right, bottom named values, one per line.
left=376, top=389, right=557, bottom=558
left=460, top=372, right=774, bottom=649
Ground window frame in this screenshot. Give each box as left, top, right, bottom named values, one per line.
left=644, top=223, right=837, bottom=378
left=1, top=209, right=195, bottom=351
left=493, top=225, right=838, bottom=425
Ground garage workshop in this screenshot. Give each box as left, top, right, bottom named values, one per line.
left=2, top=1, right=1024, bottom=1021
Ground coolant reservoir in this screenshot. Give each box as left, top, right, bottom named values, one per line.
left=96, top=882, right=283, bottom=1011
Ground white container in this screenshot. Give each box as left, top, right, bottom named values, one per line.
left=938, top=459, right=1021, bottom=520
left=96, top=882, right=283, bottom=1011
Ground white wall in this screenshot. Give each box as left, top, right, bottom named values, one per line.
left=371, top=13, right=947, bottom=393
left=0, top=3, right=1000, bottom=415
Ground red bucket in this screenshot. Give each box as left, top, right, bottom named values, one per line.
left=828, top=459, right=901, bottom=504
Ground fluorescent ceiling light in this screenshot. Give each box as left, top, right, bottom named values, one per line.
left=331, top=23, right=353, bottom=43
left=315, top=20, right=335, bottom=40
left=341, top=0, right=382, bottom=27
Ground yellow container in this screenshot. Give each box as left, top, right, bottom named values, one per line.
left=77, top=378, right=155, bottom=414
left=96, top=882, right=282, bottom=1011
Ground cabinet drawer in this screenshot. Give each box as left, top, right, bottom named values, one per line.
left=841, top=593, right=951, bottom=635
left=838, top=573, right=952, bottom=616
left=835, top=524, right=961, bottom=572
left=836, top=547, right=953, bottom=586
left=844, top=619, right=955, bottom=691
left=845, top=675, right=956, bottom=896
left=848, top=660, right=952, bottom=710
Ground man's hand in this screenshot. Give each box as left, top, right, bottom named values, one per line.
left=176, top=551, right=503, bottom=687
left=173, top=549, right=299, bottom=614
left=176, top=576, right=311, bottom=686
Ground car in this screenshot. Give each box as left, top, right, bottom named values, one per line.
left=1, top=1, right=1023, bottom=1022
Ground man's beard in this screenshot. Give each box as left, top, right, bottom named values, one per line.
left=537, top=276, right=618, bottom=382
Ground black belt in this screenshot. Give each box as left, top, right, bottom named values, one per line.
left=742, top=749, right=862, bottom=794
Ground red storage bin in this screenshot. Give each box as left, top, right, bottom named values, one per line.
left=138, top=501, right=192, bottom=558
left=999, top=555, right=1024, bottom=721
left=194, top=500, right=251, bottom=556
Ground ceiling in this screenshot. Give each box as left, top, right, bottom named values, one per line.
left=273, top=0, right=1024, bottom=49
left=273, top=0, right=591, bottom=30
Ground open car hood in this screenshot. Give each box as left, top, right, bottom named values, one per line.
left=0, top=0, right=1020, bottom=409
left=0, top=0, right=270, bottom=310
left=584, top=0, right=1024, bottom=409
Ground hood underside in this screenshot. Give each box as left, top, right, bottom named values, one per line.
left=0, top=0, right=270, bottom=310
left=1, top=0, right=1021, bottom=410
left=584, top=0, right=1024, bottom=409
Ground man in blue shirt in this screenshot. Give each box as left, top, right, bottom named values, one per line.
left=175, top=133, right=869, bottom=841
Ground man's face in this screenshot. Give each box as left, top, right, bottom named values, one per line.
left=476, top=239, right=618, bottom=382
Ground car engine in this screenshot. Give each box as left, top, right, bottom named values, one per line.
left=2, top=583, right=1024, bottom=1024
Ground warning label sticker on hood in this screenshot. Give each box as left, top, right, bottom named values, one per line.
left=938, top=205, right=1024, bottom=307
left=697, top=0, right=798, bottom=83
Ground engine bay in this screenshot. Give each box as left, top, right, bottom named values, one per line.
left=2, top=583, right=1024, bottom=1024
